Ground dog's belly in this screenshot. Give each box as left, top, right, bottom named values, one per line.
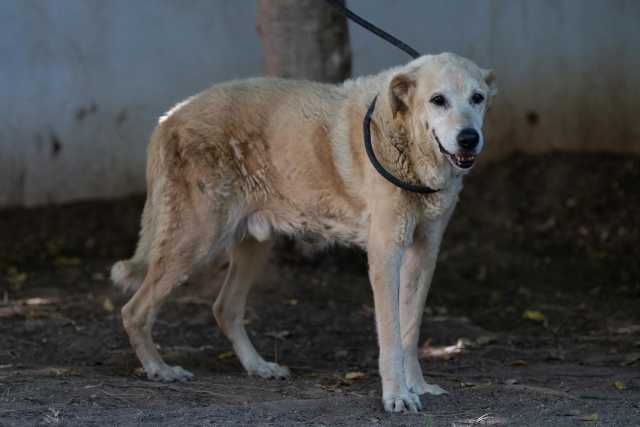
left=298, top=213, right=368, bottom=248
left=247, top=201, right=369, bottom=249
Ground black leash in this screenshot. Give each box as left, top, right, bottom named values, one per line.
left=324, top=0, right=420, bottom=60
left=325, top=0, right=439, bottom=194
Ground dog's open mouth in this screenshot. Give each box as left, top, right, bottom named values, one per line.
left=450, top=152, right=476, bottom=169
left=433, top=130, right=477, bottom=170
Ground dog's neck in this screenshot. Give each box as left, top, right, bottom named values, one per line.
left=369, top=97, right=460, bottom=196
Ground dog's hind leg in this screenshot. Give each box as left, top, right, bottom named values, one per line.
left=121, top=257, right=196, bottom=382
left=213, top=237, right=290, bottom=379
left=121, top=206, right=228, bottom=382
left=121, top=181, right=225, bottom=382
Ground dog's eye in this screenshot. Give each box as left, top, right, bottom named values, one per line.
left=470, top=93, right=485, bottom=105
left=429, top=94, right=447, bottom=107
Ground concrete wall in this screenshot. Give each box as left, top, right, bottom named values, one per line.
left=1, top=0, right=638, bottom=206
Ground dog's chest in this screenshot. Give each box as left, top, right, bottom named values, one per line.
left=417, top=179, right=463, bottom=221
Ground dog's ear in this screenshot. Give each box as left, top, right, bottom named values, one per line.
left=483, top=69, right=497, bottom=97
left=389, top=73, right=416, bottom=118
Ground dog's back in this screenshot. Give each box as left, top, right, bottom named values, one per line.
left=111, top=77, right=366, bottom=292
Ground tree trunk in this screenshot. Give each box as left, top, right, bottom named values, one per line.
left=257, top=0, right=351, bottom=83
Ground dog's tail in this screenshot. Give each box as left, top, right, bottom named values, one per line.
left=110, top=258, right=147, bottom=293
left=111, top=196, right=155, bottom=293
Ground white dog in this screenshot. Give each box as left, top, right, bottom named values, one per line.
left=111, top=52, right=496, bottom=412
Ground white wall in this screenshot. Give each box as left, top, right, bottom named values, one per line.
left=1, top=0, right=261, bottom=206
left=1, top=0, right=639, bottom=206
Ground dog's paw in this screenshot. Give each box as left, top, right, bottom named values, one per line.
left=382, top=390, right=422, bottom=413
left=147, top=365, right=194, bottom=382
left=248, top=361, right=290, bottom=379
left=407, top=376, right=448, bottom=396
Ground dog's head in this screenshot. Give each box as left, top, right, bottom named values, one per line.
left=387, top=53, right=496, bottom=173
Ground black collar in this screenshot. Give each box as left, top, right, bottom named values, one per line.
left=363, top=96, right=440, bottom=194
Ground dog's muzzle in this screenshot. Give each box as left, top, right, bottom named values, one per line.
left=433, top=129, right=478, bottom=170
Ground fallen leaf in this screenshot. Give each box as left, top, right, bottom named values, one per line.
left=102, top=298, right=114, bottom=313
left=612, top=380, right=626, bottom=391
left=523, top=310, right=546, bottom=322
left=25, top=297, right=56, bottom=305
left=344, top=371, right=366, bottom=381
left=511, top=360, right=528, bottom=367
left=286, top=298, right=299, bottom=306
left=318, top=382, right=341, bottom=392
left=580, top=413, right=599, bottom=422
left=217, top=351, right=235, bottom=360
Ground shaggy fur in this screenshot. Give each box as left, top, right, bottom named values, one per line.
left=111, top=53, right=496, bottom=413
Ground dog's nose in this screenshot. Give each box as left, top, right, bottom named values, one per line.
left=457, top=128, right=480, bottom=150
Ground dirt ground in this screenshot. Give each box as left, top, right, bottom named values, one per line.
left=1, top=152, right=639, bottom=426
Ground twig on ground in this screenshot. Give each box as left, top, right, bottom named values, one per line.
left=165, top=385, right=244, bottom=399
left=101, top=389, right=148, bottom=400
left=0, top=406, right=49, bottom=416
left=505, top=384, right=577, bottom=400
left=286, top=365, right=333, bottom=374
left=101, top=390, right=141, bottom=409
left=554, top=372, right=615, bottom=378
left=84, top=383, right=104, bottom=389
left=578, top=394, right=623, bottom=401
left=427, top=371, right=490, bottom=380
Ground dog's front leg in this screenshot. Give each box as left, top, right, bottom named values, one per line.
left=400, top=219, right=450, bottom=396
left=368, top=214, right=421, bottom=413
left=400, top=227, right=446, bottom=395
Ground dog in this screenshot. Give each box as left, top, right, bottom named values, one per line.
left=111, top=52, right=496, bottom=413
